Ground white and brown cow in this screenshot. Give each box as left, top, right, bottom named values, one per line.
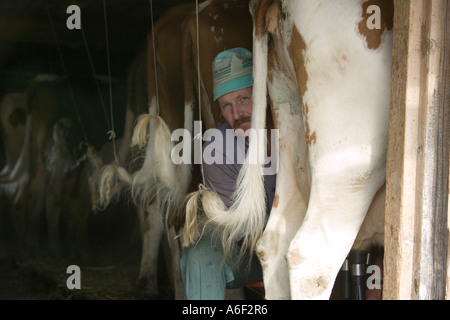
left=91, top=2, right=196, bottom=298
left=92, top=0, right=256, bottom=299
left=184, top=0, right=392, bottom=300
left=181, top=0, right=253, bottom=131
left=0, top=75, right=101, bottom=256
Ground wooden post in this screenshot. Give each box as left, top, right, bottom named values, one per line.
left=447, top=155, right=450, bottom=299
left=384, top=0, right=449, bottom=300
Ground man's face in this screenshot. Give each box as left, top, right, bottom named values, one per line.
left=217, top=86, right=253, bottom=132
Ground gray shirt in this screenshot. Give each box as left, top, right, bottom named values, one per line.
left=202, top=122, right=276, bottom=220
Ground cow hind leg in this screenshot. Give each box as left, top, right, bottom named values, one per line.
left=256, top=175, right=305, bottom=300
left=136, top=203, right=164, bottom=297
left=256, top=103, right=307, bottom=300
left=287, top=170, right=385, bottom=300
left=161, top=226, right=185, bottom=299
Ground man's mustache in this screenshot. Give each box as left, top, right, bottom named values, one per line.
left=233, top=116, right=251, bottom=129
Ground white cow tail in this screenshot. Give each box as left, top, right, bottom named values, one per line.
left=90, top=113, right=157, bottom=211
left=91, top=108, right=192, bottom=222
left=183, top=33, right=269, bottom=259
left=89, top=161, right=131, bottom=211
left=130, top=113, right=192, bottom=222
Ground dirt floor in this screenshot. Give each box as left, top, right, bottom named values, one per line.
left=0, top=240, right=265, bottom=300
left=0, top=203, right=265, bottom=301
left=0, top=201, right=380, bottom=300
left=0, top=193, right=180, bottom=300
left=0, top=238, right=171, bottom=300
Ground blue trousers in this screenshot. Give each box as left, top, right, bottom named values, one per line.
left=180, top=233, right=263, bottom=300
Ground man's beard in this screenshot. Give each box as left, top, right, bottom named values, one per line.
left=233, top=115, right=251, bottom=130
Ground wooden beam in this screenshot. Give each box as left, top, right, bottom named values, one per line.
left=384, top=0, right=449, bottom=300
left=445, top=0, right=450, bottom=301
left=384, top=0, right=415, bottom=300
left=447, top=154, right=450, bottom=299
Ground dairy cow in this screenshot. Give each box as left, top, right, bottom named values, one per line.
left=92, top=0, right=256, bottom=299
left=183, top=0, right=392, bottom=300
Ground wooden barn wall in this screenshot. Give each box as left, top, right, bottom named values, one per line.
left=384, top=0, right=450, bottom=300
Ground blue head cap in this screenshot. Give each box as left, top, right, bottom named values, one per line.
left=212, top=48, right=253, bottom=101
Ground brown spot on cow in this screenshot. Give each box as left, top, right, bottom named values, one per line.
left=303, top=274, right=330, bottom=297
left=289, top=25, right=308, bottom=100
left=272, top=194, right=279, bottom=208
left=286, top=247, right=304, bottom=267
left=256, top=247, right=267, bottom=263
left=304, top=119, right=317, bottom=146
left=358, top=0, right=394, bottom=50
left=302, top=103, right=317, bottom=146
left=308, top=131, right=317, bottom=146
left=288, top=26, right=316, bottom=146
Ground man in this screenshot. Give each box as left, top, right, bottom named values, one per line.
left=180, top=48, right=276, bottom=300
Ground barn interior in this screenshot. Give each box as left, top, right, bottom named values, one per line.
left=0, top=0, right=196, bottom=300
left=0, top=0, right=404, bottom=301
left=0, top=0, right=188, bottom=95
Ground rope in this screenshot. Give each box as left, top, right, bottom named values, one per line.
left=80, top=25, right=112, bottom=132
left=196, top=0, right=206, bottom=186
left=44, top=0, right=89, bottom=144
left=102, top=0, right=119, bottom=164
left=72, top=0, right=112, bottom=133
left=149, top=0, right=160, bottom=115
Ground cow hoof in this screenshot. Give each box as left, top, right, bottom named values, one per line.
left=137, top=278, right=160, bottom=298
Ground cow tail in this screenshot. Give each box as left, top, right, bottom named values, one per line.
left=89, top=113, right=156, bottom=211
left=183, top=189, right=203, bottom=246
left=154, top=117, right=178, bottom=191
left=130, top=113, right=158, bottom=149
left=183, top=31, right=269, bottom=260
left=90, top=164, right=120, bottom=211
left=129, top=113, right=192, bottom=225
left=128, top=113, right=159, bottom=205
left=226, top=30, right=270, bottom=257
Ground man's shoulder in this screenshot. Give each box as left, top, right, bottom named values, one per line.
left=217, top=121, right=231, bottom=131
left=210, top=122, right=231, bottom=135
left=203, top=122, right=231, bottom=148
